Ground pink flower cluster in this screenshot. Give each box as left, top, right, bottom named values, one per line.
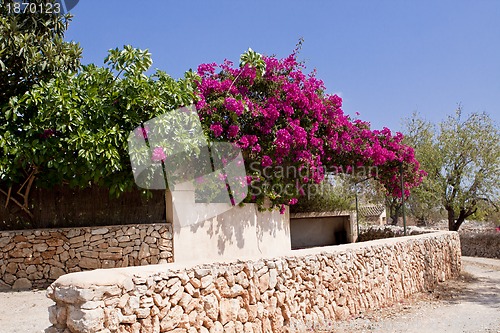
left=151, top=147, right=166, bottom=162
left=195, top=52, right=424, bottom=209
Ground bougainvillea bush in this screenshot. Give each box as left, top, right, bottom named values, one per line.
left=196, top=48, right=425, bottom=211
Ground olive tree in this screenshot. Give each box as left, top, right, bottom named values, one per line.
left=404, top=108, right=500, bottom=231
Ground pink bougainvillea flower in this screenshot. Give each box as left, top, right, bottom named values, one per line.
left=194, top=49, right=423, bottom=211
left=151, top=147, right=166, bottom=162
left=261, top=155, right=273, bottom=167
left=227, top=124, right=240, bottom=138
left=210, top=123, right=224, bottom=137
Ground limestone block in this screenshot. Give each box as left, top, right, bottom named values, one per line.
left=221, top=321, right=235, bottom=333
left=203, top=294, right=219, bottom=321
left=219, top=299, right=239, bottom=325
left=139, top=316, right=160, bottom=333
left=69, top=236, right=85, bottom=245
left=210, top=322, right=224, bottom=333
left=49, top=267, right=67, bottom=280
left=0, top=236, right=11, bottom=248
left=268, top=269, right=278, bottom=290
left=9, top=248, right=32, bottom=258
left=200, top=275, right=214, bottom=289
left=12, top=277, right=32, bottom=290
left=81, top=301, right=105, bottom=310
left=13, top=235, right=28, bottom=242
left=52, top=286, right=95, bottom=304
left=5, top=262, right=18, bottom=274
left=170, top=286, right=184, bottom=305
left=66, top=306, right=105, bottom=333
left=179, top=293, right=192, bottom=309
left=99, top=252, right=122, bottom=261
left=120, top=314, right=137, bottom=324
left=144, top=236, right=156, bottom=244
left=33, top=243, right=49, bottom=252
left=138, top=243, right=150, bottom=260
left=159, top=305, right=183, bottom=331
left=258, top=273, right=269, bottom=293
left=79, top=257, right=100, bottom=270
left=91, top=228, right=109, bottom=235
left=0, top=279, right=11, bottom=290
left=48, top=304, right=67, bottom=326
left=134, top=308, right=150, bottom=319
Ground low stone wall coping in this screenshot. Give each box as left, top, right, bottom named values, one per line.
left=52, top=230, right=454, bottom=289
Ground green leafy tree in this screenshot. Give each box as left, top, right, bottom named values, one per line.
left=290, top=174, right=355, bottom=213
left=403, top=108, right=500, bottom=231
left=1, top=1, right=81, bottom=221
left=403, top=114, right=444, bottom=225
left=0, top=0, right=82, bottom=105
left=0, top=46, right=196, bottom=221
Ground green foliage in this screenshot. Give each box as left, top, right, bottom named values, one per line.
left=291, top=176, right=355, bottom=213
left=403, top=113, right=445, bottom=224
left=0, top=46, right=197, bottom=196
left=403, top=108, right=500, bottom=230
left=239, top=48, right=266, bottom=76
left=0, top=0, right=82, bottom=105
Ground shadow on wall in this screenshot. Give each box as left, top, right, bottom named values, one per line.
left=171, top=200, right=291, bottom=263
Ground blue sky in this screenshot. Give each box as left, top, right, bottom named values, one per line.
left=64, top=0, right=500, bottom=132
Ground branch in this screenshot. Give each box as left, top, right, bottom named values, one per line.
left=0, top=188, right=34, bottom=219
left=4, top=186, right=11, bottom=208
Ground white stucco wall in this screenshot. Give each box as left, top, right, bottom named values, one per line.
left=166, top=189, right=291, bottom=264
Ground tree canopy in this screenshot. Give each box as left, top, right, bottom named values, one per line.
left=0, top=47, right=196, bottom=195
left=0, top=0, right=81, bottom=105
left=403, top=108, right=500, bottom=230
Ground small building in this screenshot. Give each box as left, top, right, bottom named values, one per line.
left=290, top=211, right=357, bottom=249
left=359, top=204, right=387, bottom=225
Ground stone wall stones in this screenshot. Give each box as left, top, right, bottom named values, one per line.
left=357, top=225, right=429, bottom=242
left=360, top=225, right=500, bottom=260
left=45, top=231, right=461, bottom=333
left=0, top=223, right=173, bottom=290
left=460, top=232, right=500, bottom=259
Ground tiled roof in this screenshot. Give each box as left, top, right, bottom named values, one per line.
left=359, top=204, right=385, bottom=217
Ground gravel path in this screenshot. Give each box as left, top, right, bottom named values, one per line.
left=0, top=256, right=498, bottom=333
left=0, top=289, right=51, bottom=333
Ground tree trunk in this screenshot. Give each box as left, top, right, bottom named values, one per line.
left=447, top=208, right=457, bottom=231
left=447, top=207, right=468, bottom=231
left=389, top=205, right=399, bottom=225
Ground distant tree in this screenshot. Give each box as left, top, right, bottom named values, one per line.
left=403, top=114, right=444, bottom=225
left=0, top=0, right=82, bottom=105
left=290, top=174, right=355, bottom=213
left=403, top=108, right=500, bottom=231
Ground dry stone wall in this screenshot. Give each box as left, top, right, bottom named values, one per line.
left=46, top=231, right=461, bottom=333
left=357, top=225, right=429, bottom=242
left=460, top=232, right=500, bottom=259
left=0, top=223, right=173, bottom=290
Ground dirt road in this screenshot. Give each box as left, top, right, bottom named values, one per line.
left=331, top=256, right=500, bottom=333
left=0, top=256, right=498, bottom=333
